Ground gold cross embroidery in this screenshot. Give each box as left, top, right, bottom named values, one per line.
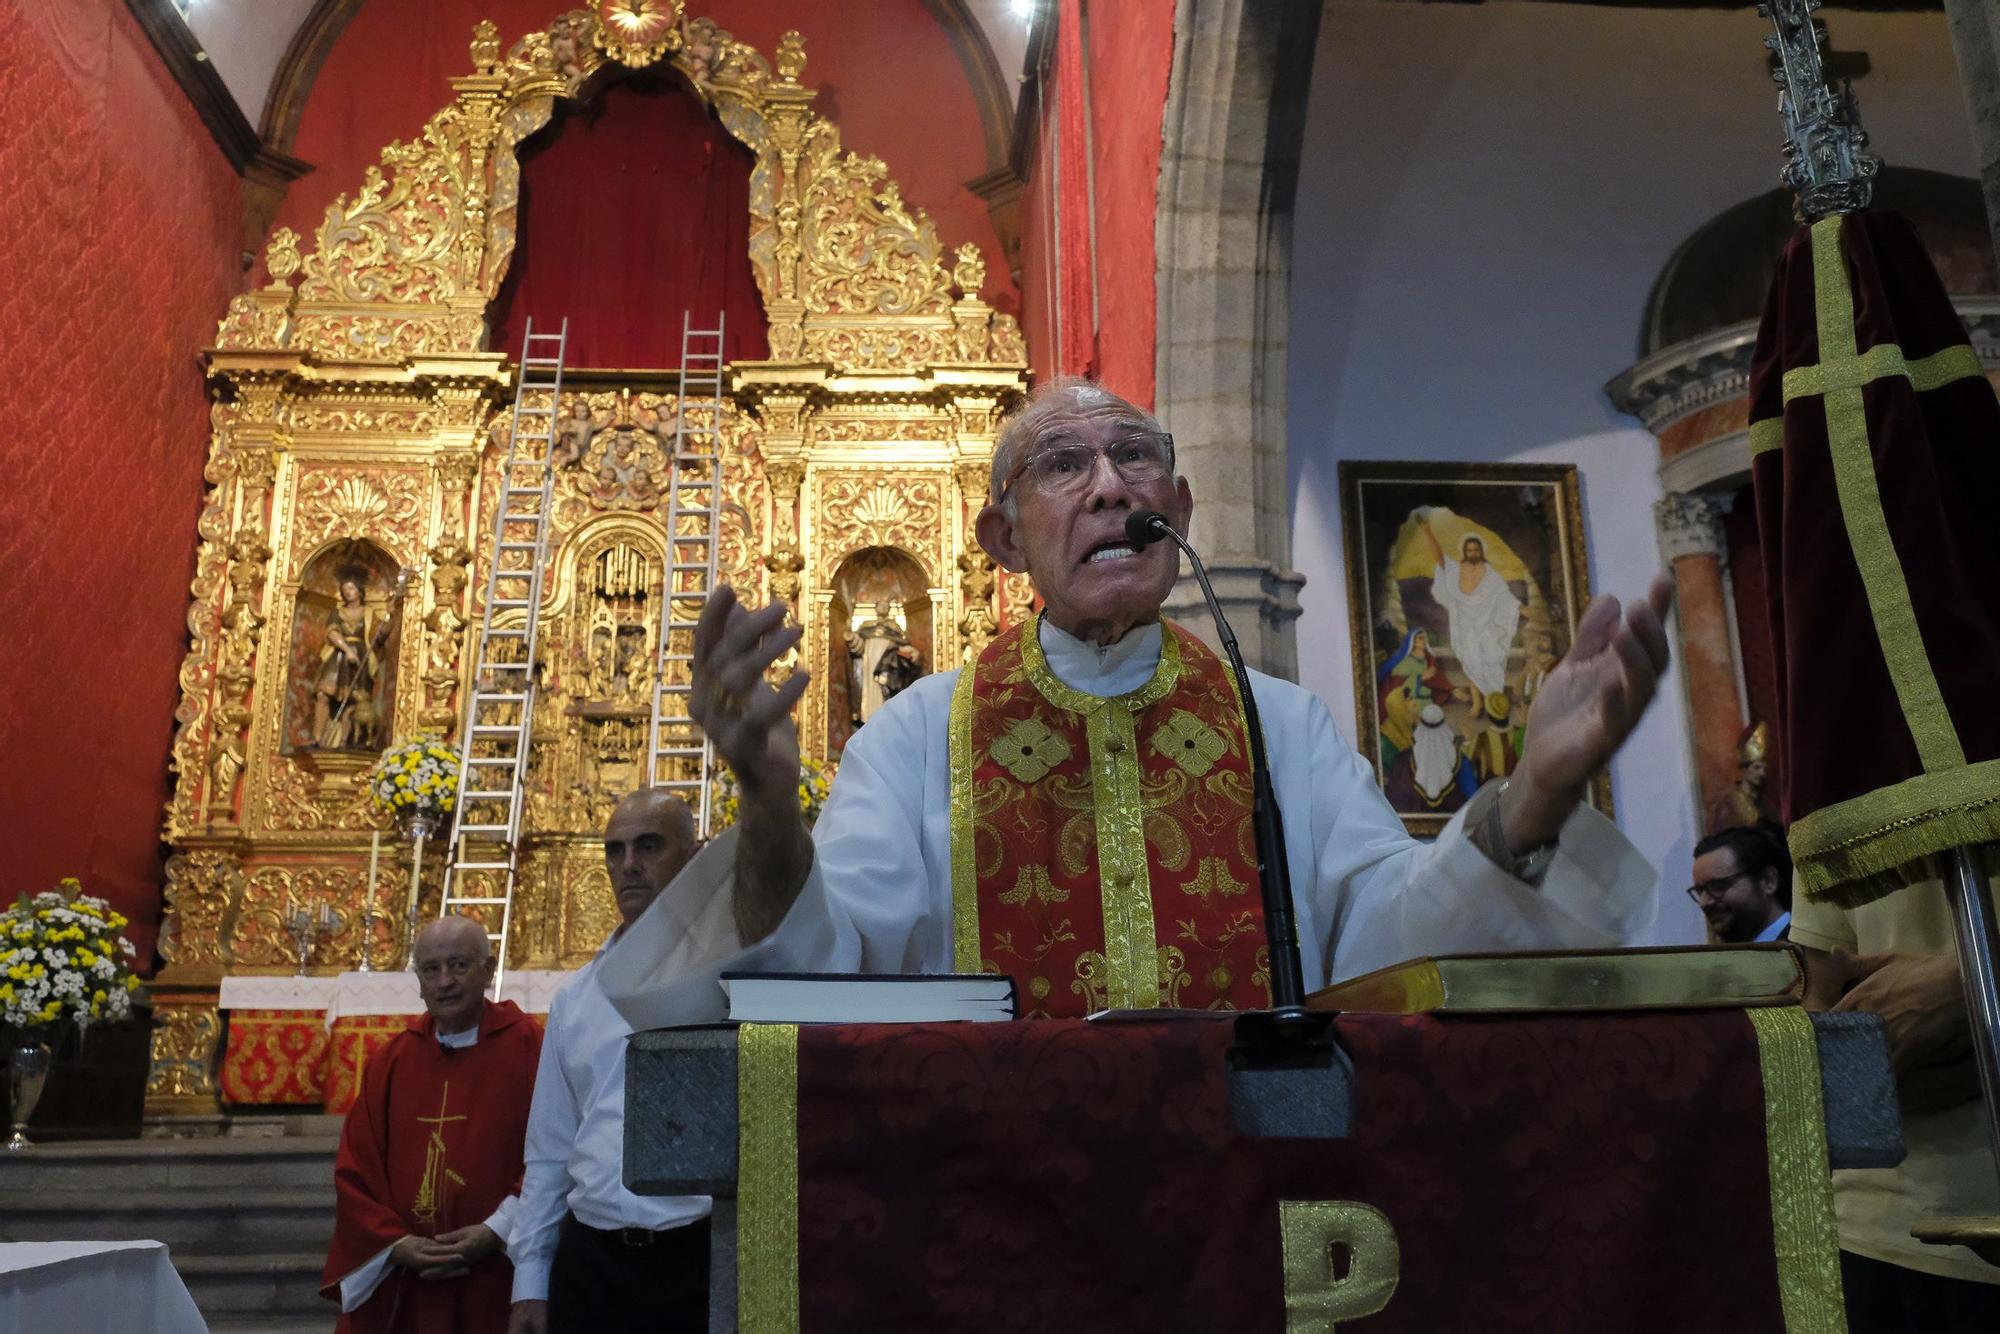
left=411, top=1081, right=468, bottom=1226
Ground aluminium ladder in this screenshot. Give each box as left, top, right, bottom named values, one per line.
left=439, top=319, right=568, bottom=990
left=646, top=312, right=728, bottom=836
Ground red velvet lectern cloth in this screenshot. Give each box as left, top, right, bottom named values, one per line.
left=736, top=1012, right=1844, bottom=1333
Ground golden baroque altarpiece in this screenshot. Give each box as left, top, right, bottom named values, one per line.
left=146, top=6, right=1029, bottom=1115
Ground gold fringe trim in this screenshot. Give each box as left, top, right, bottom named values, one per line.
left=1789, top=758, right=2000, bottom=906
left=1808, top=215, right=1967, bottom=775
left=948, top=661, right=982, bottom=970
left=1747, top=1006, right=1847, bottom=1333
left=738, top=1022, right=800, bottom=1334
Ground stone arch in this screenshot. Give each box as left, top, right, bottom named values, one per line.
left=1152, top=0, right=1322, bottom=677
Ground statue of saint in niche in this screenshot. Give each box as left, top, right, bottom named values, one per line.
left=846, top=599, right=925, bottom=726
left=310, top=568, right=399, bottom=749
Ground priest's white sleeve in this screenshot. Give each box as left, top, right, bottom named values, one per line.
left=600, top=675, right=945, bottom=1030
left=337, top=1246, right=395, bottom=1313
left=1253, top=675, right=1656, bottom=985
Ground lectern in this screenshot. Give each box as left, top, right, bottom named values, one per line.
left=628, top=1010, right=1899, bottom=1333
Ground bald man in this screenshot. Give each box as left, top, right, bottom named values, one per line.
left=507, top=790, right=705, bottom=1334
left=322, top=916, right=543, bottom=1333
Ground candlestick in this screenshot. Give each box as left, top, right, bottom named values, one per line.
left=360, top=830, right=381, bottom=971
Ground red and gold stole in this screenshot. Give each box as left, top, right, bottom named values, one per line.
left=947, top=615, right=1271, bottom=1017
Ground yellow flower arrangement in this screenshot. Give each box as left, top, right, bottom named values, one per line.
left=0, top=878, right=141, bottom=1033
left=368, top=734, right=463, bottom=827
left=709, top=755, right=834, bottom=832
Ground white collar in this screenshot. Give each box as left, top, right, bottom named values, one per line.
left=436, top=1023, right=479, bottom=1049
left=1037, top=618, right=1164, bottom=697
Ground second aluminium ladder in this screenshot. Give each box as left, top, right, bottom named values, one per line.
left=647, top=313, right=728, bottom=835
left=439, top=318, right=568, bottom=989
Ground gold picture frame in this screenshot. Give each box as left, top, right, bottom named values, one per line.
left=1339, top=460, right=1609, bottom=837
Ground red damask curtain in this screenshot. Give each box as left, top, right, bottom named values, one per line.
left=488, top=71, right=769, bottom=368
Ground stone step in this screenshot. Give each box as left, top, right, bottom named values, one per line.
left=0, top=1135, right=340, bottom=1191
left=176, top=1251, right=332, bottom=1320
left=0, top=1185, right=334, bottom=1250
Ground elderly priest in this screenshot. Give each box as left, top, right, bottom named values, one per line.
left=601, top=380, right=1673, bottom=1022
left=322, top=915, right=541, bottom=1333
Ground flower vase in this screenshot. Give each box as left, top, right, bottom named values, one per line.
left=6, top=1038, right=52, bottom=1151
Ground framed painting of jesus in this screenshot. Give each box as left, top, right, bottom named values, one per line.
left=1338, top=460, right=1608, bottom=837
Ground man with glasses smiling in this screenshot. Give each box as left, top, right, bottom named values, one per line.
left=322, top=915, right=542, bottom=1333
left=602, top=378, right=1677, bottom=1026
left=1688, top=824, right=1792, bottom=944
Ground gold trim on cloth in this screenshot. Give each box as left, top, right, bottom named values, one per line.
left=949, top=664, right=982, bottom=970
left=1750, top=343, right=1982, bottom=457
left=1788, top=758, right=2000, bottom=903
left=1747, top=1006, right=1846, bottom=1333
left=1806, top=215, right=1965, bottom=774
left=738, top=1023, right=800, bottom=1334
left=1017, top=616, right=1182, bottom=1010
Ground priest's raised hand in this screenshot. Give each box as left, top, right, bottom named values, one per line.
left=689, top=584, right=815, bottom=943
left=1498, top=573, right=1674, bottom=855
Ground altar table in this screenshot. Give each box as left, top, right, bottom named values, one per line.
left=217, top=970, right=564, bottom=1110
left=628, top=1009, right=1901, bottom=1334
left=0, top=1241, right=205, bottom=1334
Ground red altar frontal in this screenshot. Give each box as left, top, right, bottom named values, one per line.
left=711, top=1010, right=1848, bottom=1333
left=215, top=973, right=560, bottom=1111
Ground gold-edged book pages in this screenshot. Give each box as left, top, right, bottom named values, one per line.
left=1308, top=944, right=1804, bottom=1015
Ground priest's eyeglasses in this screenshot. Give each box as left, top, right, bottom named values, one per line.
left=1685, top=872, right=1750, bottom=904
left=416, top=957, right=481, bottom=980
left=998, top=431, right=1175, bottom=503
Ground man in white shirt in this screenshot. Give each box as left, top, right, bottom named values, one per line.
left=506, top=790, right=705, bottom=1334
left=600, top=379, right=1674, bottom=1025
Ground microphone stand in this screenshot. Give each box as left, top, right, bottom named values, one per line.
left=1127, top=511, right=1336, bottom=1067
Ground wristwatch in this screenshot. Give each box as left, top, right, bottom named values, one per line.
left=1487, top=779, right=1558, bottom=884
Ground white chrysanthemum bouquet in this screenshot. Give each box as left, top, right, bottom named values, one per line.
left=0, top=879, right=141, bottom=1033
left=368, top=735, right=461, bottom=826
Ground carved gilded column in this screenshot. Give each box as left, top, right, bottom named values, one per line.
left=423, top=451, right=479, bottom=735
left=207, top=446, right=276, bottom=826
left=1655, top=492, right=1745, bottom=817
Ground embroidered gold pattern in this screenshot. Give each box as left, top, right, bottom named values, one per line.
left=1277, top=1199, right=1401, bottom=1331
left=738, top=1022, right=800, bottom=1334
left=999, top=864, right=1069, bottom=907
left=1181, top=855, right=1250, bottom=902
left=949, top=665, right=981, bottom=970
left=989, top=717, right=1073, bottom=783
left=1153, top=708, right=1229, bottom=776
left=1747, top=1006, right=1846, bottom=1333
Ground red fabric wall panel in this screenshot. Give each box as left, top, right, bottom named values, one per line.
left=1016, top=1, right=1173, bottom=399
left=1054, top=0, right=1095, bottom=378
left=1084, top=1, right=1171, bottom=408
left=274, top=0, right=1017, bottom=322
left=486, top=73, right=769, bottom=367
left=0, top=0, right=243, bottom=964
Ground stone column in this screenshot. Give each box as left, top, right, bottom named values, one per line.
left=1152, top=0, right=1319, bottom=677
left=1944, top=0, right=2000, bottom=274
left=1655, top=492, right=1744, bottom=820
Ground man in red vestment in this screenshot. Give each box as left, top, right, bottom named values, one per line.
left=321, top=915, right=542, bottom=1333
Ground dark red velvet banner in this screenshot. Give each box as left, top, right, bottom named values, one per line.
left=791, top=1015, right=1806, bottom=1333
left=487, top=72, right=769, bottom=369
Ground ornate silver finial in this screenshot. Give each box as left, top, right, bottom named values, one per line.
left=1759, top=0, right=1879, bottom=221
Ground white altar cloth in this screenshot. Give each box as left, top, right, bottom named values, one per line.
left=0, top=1241, right=206, bottom=1334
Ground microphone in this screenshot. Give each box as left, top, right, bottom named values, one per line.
left=1125, top=510, right=1322, bottom=1051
